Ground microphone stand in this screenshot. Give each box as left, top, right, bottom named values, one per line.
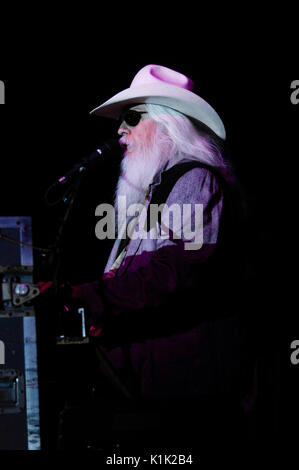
left=50, top=175, right=84, bottom=288
left=44, top=165, right=134, bottom=400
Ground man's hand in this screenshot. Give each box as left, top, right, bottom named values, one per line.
left=37, top=281, right=82, bottom=300
left=37, top=281, right=54, bottom=294
left=37, top=281, right=104, bottom=338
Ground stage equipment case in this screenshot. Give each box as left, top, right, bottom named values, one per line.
left=0, top=216, right=40, bottom=450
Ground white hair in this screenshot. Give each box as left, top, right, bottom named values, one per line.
left=145, top=103, right=230, bottom=174
left=114, top=103, right=234, bottom=237
left=114, top=118, right=173, bottom=236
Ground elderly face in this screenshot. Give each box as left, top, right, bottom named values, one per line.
left=117, top=104, right=157, bottom=157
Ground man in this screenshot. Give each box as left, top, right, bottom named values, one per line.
left=72, top=65, right=255, bottom=447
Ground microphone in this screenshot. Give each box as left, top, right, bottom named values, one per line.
left=45, top=138, right=120, bottom=205
left=53, top=138, right=120, bottom=187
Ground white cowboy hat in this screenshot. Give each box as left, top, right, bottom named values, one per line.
left=90, top=64, right=226, bottom=140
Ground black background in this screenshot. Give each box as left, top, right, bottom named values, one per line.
left=0, top=13, right=298, bottom=462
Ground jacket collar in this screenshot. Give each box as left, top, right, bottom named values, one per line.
left=149, top=156, right=191, bottom=189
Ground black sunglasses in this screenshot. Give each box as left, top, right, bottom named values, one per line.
left=119, top=109, right=147, bottom=127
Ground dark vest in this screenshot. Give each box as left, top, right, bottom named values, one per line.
left=107, top=162, right=245, bottom=344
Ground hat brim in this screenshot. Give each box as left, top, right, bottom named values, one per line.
left=90, top=83, right=226, bottom=140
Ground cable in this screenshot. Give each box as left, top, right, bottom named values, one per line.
left=0, top=232, right=52, bottom=254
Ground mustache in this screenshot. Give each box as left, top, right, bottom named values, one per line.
left=118, top=136, right=127, bottom=147
left=119, top=137, right=141, bottom=157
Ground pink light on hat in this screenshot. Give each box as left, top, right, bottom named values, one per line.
left=130, top=65, right=194, bottom=91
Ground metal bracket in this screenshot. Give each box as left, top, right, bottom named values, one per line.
left=0, top=265, right=40, bottom=317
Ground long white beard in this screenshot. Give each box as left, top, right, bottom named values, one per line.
left=114, top=127, right=172, bottom=237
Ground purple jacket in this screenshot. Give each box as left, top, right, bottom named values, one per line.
left=79, top=161, right=252, bottom=400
